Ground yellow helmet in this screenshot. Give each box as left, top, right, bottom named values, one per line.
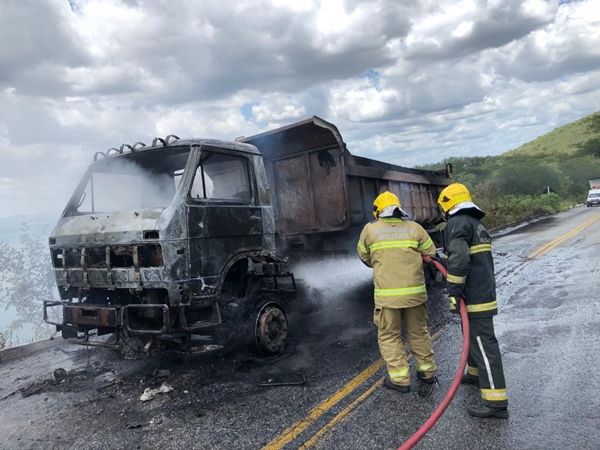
left=437, top=183, right=472, bottom=214
left=373, top=191, right=401, bottom=219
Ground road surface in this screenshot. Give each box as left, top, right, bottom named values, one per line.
left=1, top=206, right=599, bottom=449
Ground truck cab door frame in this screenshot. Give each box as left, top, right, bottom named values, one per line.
left=185, top=145, right=264, bottom=299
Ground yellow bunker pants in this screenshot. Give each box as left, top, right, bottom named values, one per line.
left=373, top=303, right=437, bottom=386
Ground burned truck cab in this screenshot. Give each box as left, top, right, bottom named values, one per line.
left=45, top=137, right=294, bottom=355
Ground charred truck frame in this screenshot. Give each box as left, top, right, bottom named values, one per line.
left=45, top=116, right=451, bottom=356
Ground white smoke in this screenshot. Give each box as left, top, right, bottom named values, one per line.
left=293, top=256, right=373, bottom=303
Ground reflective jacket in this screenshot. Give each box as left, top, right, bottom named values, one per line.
left=357, top=217, right=436, bottom=308
left=444, top=208, right=497, bottom=317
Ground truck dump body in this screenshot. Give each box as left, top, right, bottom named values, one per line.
left=242, top=116, right=452, bottom=254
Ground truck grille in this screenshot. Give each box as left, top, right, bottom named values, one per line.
left=52, top=245, right=163, bottom=268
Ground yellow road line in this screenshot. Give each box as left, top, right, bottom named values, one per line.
left=296, top=325, right=449, bottom=449
left=262, top=358, right=384, bottom=450
left=299, top=378, right=385, bottom=450
left=528, top=214, right=600, bottom=259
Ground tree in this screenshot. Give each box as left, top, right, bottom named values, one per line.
left=0, top=224, right=57, bottom=346
left=577, top=138, right=600, bottom=158
left=495, top=159, right=567, bottom=196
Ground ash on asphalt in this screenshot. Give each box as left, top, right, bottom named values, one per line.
left=0, top=257, right=451, bottom=449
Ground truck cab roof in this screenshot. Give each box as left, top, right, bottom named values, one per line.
left=91, top=138, right=261, bottom=167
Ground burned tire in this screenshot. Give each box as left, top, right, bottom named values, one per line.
left=250, top=302, right=288, bottom=356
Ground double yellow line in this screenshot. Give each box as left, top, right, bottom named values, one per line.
left=527, top=214, right=600, bottom=259
left=299, top=378, right=385, bottom=450
left=264, top=326, right=447, bottom=450
left=263, top=359, right=384, bottom=450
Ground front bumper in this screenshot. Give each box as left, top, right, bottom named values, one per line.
left=43, top=300, right=170, bottom=334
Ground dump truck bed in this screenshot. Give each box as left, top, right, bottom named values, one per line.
left=241, top=116, right=452, bottom=254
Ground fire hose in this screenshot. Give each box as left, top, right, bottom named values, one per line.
left=397, top=255, right=470, bottom=450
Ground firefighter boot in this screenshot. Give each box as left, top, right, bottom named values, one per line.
left=417, top=375, right=438, bottom=398
left=467, top=402, right=509, bottom=419
left=383, top=376, right=410, bottom=393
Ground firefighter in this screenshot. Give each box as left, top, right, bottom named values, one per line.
left=357, top=191, right=437, bottom=395
left=437, top=182, right=509, bottom=419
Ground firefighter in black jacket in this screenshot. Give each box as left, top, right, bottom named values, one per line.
left=437, top=183, right=508, bottom=419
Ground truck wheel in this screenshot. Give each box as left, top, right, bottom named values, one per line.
left=251, top=302, right=288, bottom=356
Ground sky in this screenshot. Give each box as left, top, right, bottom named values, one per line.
left=1, top=0, right=600, bottom=217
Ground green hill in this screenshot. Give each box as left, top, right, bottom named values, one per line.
left=504, top=111, right=600, bottom=159
left=422, top=110, right=600, bottom=228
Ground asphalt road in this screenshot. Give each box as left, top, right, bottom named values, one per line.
left=1, top=206, right=600, bottom=450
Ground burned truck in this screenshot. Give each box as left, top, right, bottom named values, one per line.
left=44, top=116, right=451, bottom=356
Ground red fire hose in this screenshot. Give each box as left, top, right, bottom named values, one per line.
left=397, top=256, right=470, bottom=450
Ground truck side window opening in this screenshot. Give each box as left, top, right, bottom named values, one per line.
left=191, top=152, right=251, bottom=202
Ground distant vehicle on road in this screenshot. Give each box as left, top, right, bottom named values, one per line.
left=587, top=189, right=600, bottom=207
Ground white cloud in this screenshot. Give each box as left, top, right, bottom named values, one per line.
left=329, top=77, right=399, bottom=121
left=0, top=0, right=599, bottom=217
left=251, top=94, right=306, bottom=124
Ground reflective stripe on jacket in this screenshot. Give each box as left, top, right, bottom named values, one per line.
left=357, top=217, right=436, bottom=308
left=444, top=209, right=497, bottom=317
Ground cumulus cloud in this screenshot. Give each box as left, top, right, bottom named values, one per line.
left=0, top=1, right=90, bottom=92
left=492, top=1, right=600, bottom=81
left=404, top=0, right=557, bottom=62
left=0, top=0, right=599, bottom=217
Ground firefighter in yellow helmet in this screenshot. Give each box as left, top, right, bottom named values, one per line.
left=438, top=183, right=508, bottom=418
left=357, top=191, right=437, bottom=395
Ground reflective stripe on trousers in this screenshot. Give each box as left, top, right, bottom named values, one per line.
left=481, top=388, right=508, bottom=401
left=388, top=367, right=410, bottom=381
left=417, top=361, right=436, bottom=373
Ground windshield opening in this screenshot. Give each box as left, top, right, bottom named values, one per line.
left=68, top=147, right=191, bottom=215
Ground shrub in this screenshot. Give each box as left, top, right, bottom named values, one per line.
left=475, top=193, right=562, bottom=229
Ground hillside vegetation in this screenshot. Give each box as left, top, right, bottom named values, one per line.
left=505, top=112, right=600, bottom=159
left=424, top=111, right=600, bottom=229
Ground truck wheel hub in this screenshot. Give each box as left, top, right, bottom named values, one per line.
left=255, top=303, right=288, bottom=355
